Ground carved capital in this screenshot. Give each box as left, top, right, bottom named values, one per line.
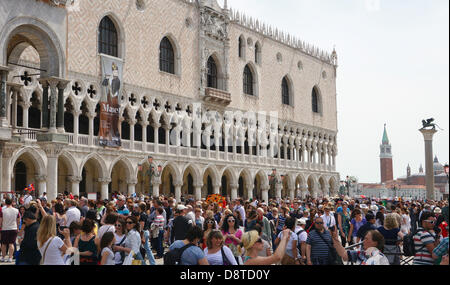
left=98, top=178, right=112, bottom=184
left=68, top=176, right=82, bottom=183
left=39, top=143, right=65, bottom=158
left=35, top=175, right=47, bottom=182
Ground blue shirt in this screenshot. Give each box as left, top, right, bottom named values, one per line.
left=169, top=240, right=205, bottom=265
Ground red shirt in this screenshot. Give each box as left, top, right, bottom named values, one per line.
left=439, top=222, right=448, bottom=238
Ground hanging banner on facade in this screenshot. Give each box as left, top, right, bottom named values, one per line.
left=99, top=55, right=122, bottom=147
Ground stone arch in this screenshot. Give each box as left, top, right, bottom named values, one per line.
left=282, top=74, right=294, bottom=106
left=160, top=162, right=181, bottom=196
left=329, top=176, right=338, bottom=197
left=80, top=153, right=107, bottom=179
left=97, top=12, right=126, bottom=59
left=220, top=167, right=237, bottom=198
left=182, top=163, right=202, bottom=186
left=10, top=147, right=46, bottom=176
left=207, top=52, right=225, bottom=90
left=202, top=165, right=220, bottom=197
left=109, top=156, right=135, bottom=179
left=243, top=62, right=259, bottom=97
left=59, top=151, right=78, bottom=178
left=318, top=176, right=328, bottom=197
left=306, top=173, right=318, bottom=197
left=159, top=33, right=181, bottom=75
left=1, top=16, right=65, bottom=77
left=312, top=85, right=323, bottom=114
left=10, top=147, right=46, bottom=194
left=238, top=34, right=246, bottom=59
left=238, top=168, right=252, bottom=199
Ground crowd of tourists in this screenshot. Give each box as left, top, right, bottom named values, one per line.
left=0, top=191, right=448, bottom=266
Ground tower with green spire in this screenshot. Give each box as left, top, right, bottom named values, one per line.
left=380, top=124, right=393, bottom=183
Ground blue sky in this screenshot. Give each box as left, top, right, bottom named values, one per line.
left=225, top=0, right=449, bottom=183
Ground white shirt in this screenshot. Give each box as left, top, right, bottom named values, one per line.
left=101, top=247, right=116, bottom=265
left=23, top=195, right=33, bottom=206
left=185, top=211, right=196, bottom=225
left=125, top=229, right=141, bottom=255
left=0, top=206, right=19, bottom=231
left=39, top=237, right=65, bottom=265
left=114, top=233, right=127, bottom=264
left=320, top=213, right=336, bottom=230
left=66, top=206, right=81, bottom=227
left=98, top=225, right=116, bottom=241
left=295, top=227, right=308, bottom=243
left=234, top=205, right=246, bottom=223
left=204, top=246, right=238, bottom=265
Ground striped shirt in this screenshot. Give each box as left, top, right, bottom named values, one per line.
left=154, top=215, right=165, bottom=231
left=413, top=228, right=436, bottom=265
left=306, top=230, right=332, bottom=263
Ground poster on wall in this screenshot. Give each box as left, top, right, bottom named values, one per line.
left=99, top=54, right=123, bottom=148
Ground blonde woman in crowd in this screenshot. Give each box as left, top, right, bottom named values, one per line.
left=37, top=215, right=72, bottom=265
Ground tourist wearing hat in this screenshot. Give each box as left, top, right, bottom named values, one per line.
left=17, top=211, right=41, bottom=265
left=171, top=205, right=193, bottom=243
left=295, top=218, right=308, bottom=263
left=242, top=228, right=290, bottom=265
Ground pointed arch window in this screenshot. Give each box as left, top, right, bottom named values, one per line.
left=243, top=65, right=254, bottom=95
left=160, top=37, right=175, bottom=74
left=312, top=87, right=320, bottom=113
left=239, top=37, right=244, bottom=58
left=282, top=77, right=290, bottom=105
left=98, top=16, right=118, bottom=57
left=207, top=57, right=218, bottom=89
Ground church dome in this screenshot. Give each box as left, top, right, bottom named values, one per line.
left=433, top=156, right=444, bottom=174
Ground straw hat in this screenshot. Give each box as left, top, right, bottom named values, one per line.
left=242, top=230, right=260, bottom=252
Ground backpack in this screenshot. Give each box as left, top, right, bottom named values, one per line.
left=403, top=229, right=426, bottom=257
left=296, top=229, right=305, bottom=252
left=163, top=244, right=194, bottom=265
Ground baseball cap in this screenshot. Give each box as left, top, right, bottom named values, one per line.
left=297, top=218, right=307, bottom=226
left=177, top=205, right=187, bottom=211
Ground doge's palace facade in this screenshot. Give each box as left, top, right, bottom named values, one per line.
left=0, top=0, right=340, bottom=202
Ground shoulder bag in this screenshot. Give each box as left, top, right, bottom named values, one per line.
left=40, top=237, right=55, bottom=265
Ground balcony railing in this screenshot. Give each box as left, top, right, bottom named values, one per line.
left=10, top=130, right=337, bottom=172
left=204, top=87, right=232, bottom=105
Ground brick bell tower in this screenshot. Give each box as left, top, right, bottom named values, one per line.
left=380, top=124, right=394, bottom=183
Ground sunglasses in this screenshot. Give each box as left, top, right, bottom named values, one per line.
left=126, top=221, right=134, bottom=225
left=424, top=220, right=435, bottom=224
left=316, top=222, right=324, bottom=225
left=207, top=221, right=215, bottom=224
left=115, top=224, right=121, bottom=227
left=228, top=219, right=235, bottom=222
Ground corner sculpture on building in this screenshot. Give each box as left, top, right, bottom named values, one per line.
left=0, top=0, right=340, bottom=202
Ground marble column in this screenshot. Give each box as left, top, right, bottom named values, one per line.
left=0, top=66, right=11, bottom=128
left=247, top=185, right=253, bottom=200
left=35, top=175, right=47, bottom=197
left=195, top=185, right=202, bottom=201
left=420, top=129, right=438, bottom=200
left=99, top=179, right=111, bottom=200
left=261, top=186, right=269, bottom=203
left=88, top=112, right=95, bottom=146
left=47, top=78, right=59, bottom=133
left=175, top=184, right=182, bottom=202
left=73, top=111, right=81, bottom=145
left=57, top=80, right=70, bottom=133
left=40, top=80, right=49, bottom=130
left=70, top=176, right=82, bottom=196
left=153, top=123, right=160, bottom=153
left=213, top=184, right=220, bottom=195
left=46, top=154, right=59, bottom=201
left=152, top=179, right=161, bottom=198
left=130, top=120, right=136, bottom=150
left=127, top=180, right=137, bottom=196
left=21, top=102, right=30, bottom=129
left=230, top=184, right=238, bottom=200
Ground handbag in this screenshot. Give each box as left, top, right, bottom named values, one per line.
left=316, top=231, right=342, bottom=265
left=40, top=237, right=55, bottom=265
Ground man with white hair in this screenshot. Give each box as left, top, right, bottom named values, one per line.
left=256, top=208, right=272, bottom=244
left=66, top=199, right=81, bottom=228
left=185, top=205, right=196, bottom=225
